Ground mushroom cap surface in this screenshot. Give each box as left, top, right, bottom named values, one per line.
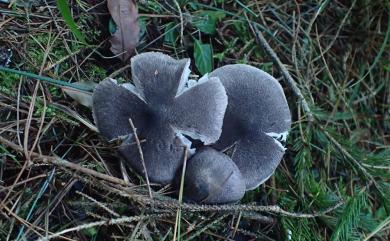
left=93, top=52, right=227, bottom=184
left=209, top=64, right=291, bottom=190
left=184, top=147, right=246, bottom=204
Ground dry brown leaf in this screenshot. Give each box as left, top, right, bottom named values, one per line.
left=107, top=0, right=140, bottom=61
left=62, top=81, right=97, bottom=108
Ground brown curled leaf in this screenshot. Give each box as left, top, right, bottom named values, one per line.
left=107, top=0, right=140, bottom=61
left=62, top=81, right=97, bottom=108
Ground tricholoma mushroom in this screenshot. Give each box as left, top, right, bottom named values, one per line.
left=92, top=52, right=291, bottom=204
left=93, top=52, right=227, bottom=184
left=209, top=65, right=291, bottom=190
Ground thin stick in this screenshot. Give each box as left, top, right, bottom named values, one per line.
left=76, top=191, right=120, bottom=217
left=246, top=16, right=314, bottom=122
left=0, top=136, right=132, bottom=188
left=128, top=118, right=153, bottom=199
left=0, top=83, right=42, bottom=209
left=186, top=214, right=228, bottom=241
left=0, top=135, right=343, bottom=218
left=173, top=147, right=188, bottom=241
left=1, top=205, right=75, bottom=241
left=173, top=0, right=184, bottom=45
left=37, top=213, right=171, bottom=241
left=362, top=215, right=390, bottom=241
left=321, top=128, right=375, bottom=182
left=351, top=13, right=390, bottom=87
left=169, top=200, right=344, bottom=218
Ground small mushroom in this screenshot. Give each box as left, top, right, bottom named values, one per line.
left=93, top=52, right=227, bottom=184
left=184, top=147, right=245, bottom=204
left=209, top=64, right=291, bottom=190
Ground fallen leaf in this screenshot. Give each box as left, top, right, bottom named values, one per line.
left=107, top=0, right=140, bottom=61
left=62, top=81, right=97, bottom=108
left=194, top=39, right=213, bottom=75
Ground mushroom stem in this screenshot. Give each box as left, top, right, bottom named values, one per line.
left=247, top=18, right=314, bottom=123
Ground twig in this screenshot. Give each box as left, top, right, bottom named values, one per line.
left=15, top=168, right=56, bottom=240
left=177, top=200, right=343, bottom=218
left=311, top=0, right=357, bottom=63
left=351, top=12, right=390, bottom=87
left=362, top=215, right=390, bottom=241
left=241, top=211, right=275, bottom=223
left=112, top=184, right=344, bottom=217
left=0, top=135, right=132, bottom=188
left=51, top=103, right=98, bottom=132
left=173, top=0, right=184, bottom=45
left=246, top=16, right=314, bottom=122
left=186, top=214, right=228, bottom=241
left=361, top=163, right=390, bottom=170
left=108, top=64, right=131, bottom=79
left=1, top=205, right=74, bottom=241
left=76, top=191, right=120, bottom=217
left=0, top=77, right=44, bottom=210
left=37, top=213, right=172, bottom=241
left=320, top=128, right=375, bottom=181
left=128, top=118, right=153, bottom=199
left=0, top=135, right=343, bottom=218
left=173, top=147, right=188, bottom=241
left=230, top=227, right=275, bottom=241
left=305, top=0, right=330, bottom=36
left=232, top=212, right=242, bottom=238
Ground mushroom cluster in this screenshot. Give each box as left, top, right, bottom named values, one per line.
left=93, top=52, right=291, bottom=204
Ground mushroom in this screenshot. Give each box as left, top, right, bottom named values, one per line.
left=92, top=52, right=227, bottom=184
left=184, top=147, right=245, bottom=204
left=209, top=64, right=291, bottom=190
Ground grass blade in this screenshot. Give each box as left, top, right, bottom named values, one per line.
left=56, top=0, right=87, bottom=44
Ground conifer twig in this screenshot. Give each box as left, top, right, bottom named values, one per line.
left=37, top=213, right=171, bottom=241
left=246, top=17, right=314, bottom=122
left=0, top=135, right=343, bottom=218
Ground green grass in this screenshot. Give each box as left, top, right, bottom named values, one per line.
left=0, top=0, right=389, bottom=240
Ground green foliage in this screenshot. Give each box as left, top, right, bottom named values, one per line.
left=330, top=191, right=367, bottom=241
left=377, top=182, right=390, bottom=213
left=0, top=71, right=19, bottom=90
left=26, top=33, right=72, bottom=70
left=85, top=64, right=107, bottom=81
left=292, top=126, right=313, bottom=195
left=82, top=227, right=99, bottom=238
left=56, top=0, right=87, bottom=44
left=34, top=103, right=57, bottom=118
left=282, top=217, right=320, bottom=241
left=164, top=22, right=179, bottom=45
left=192, top=10, right=226, bottom=34
left=193, top=39, right=213, bottom=75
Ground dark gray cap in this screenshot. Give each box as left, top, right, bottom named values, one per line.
left=93, top=52, right=228, bottom=184
left=209, top=64, right=291, bottom=190
left=184, top=147, right=246, bottom=204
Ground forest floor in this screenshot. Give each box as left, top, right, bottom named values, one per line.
left=0, top=0, right=389, bottom=240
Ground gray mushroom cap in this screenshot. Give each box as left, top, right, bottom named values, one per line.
left=209, top=64, right=291, bottom=190
left=184, top=147, right=246, bottom=204
left=92, top=52, right=227, bottom=184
